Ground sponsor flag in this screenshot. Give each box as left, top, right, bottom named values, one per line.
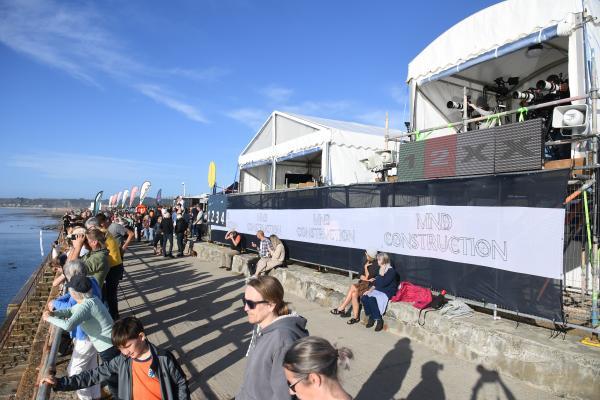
left=93, top=191, right=103, bottom=215
left=116, top=191, right=123, bottom=206
left=139, top=181, right=151, bottom=205
left=156, top=189, right=162, bottom=205
left=121, top=190, right=129, bottom=208
left=129, top=186, right=139, bottom=208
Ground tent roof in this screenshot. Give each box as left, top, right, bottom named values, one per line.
left=239, top=111, right=394, bottom=168
left=407, top=0, right=582, bottom=84
left=284, top=112, right=405, bottom=137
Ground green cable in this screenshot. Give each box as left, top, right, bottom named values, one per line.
left=517, top=107, right=528, bottom=122
left=486, top=113, right=501, bottom=125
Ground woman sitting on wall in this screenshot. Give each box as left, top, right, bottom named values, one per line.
left=254, top=234, right=286, bottom=277
left=361, top=252, right=398, bottom=332
left=330, top=249, right=378, bottom=325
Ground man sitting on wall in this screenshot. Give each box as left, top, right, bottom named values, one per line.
left=249, top=230, right=272, bottom=276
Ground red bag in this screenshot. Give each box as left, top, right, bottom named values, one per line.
left=390, top=281, right=432, bottom=309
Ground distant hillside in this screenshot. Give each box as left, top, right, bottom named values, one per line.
left=0, top=197, right=165, bottom=210
left=0, top=198, right=92, bottom=209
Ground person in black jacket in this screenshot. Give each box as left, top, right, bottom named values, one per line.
left=161, top=212, right=174, bottom=258
left=42, top=316, right=190, bottom=400
left=174, top=213, right=188, bottom=257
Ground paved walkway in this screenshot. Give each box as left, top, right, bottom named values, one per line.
left=120, top=242, right=561, bottom=400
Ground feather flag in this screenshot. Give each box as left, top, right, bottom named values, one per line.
left=156, top=189, right=162, bottom=205
left=121, top=190, right=129, bottom=208
left=93, top=191, right=103, bottom=215
left=116, top=191, right=123, bottom=206
left=129, top=186, right=139, bottom=208
left=139, top=181, right=151, bottom=205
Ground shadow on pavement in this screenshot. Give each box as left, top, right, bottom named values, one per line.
left=355, top=337, right=413, bottom=400
left=119, top=245, right=248, bottom=400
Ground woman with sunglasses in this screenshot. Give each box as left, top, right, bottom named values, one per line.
left=283, top=336, right=353, bottom=400
left=236, top=276, right=309, bottom=400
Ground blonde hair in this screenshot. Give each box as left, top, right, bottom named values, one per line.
left=377, top=252, right=390, bottom=265
left=269, top=234, right=282, bottom=248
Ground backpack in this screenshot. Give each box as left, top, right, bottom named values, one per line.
left=418, top=290, right=447, bottom=326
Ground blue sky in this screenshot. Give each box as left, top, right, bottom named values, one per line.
left=0, top=0, right=499, bottom=198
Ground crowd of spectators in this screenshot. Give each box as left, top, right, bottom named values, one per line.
left=45, top=206, right=367, bottom=400
left=44, top=205, right=207, bottom=399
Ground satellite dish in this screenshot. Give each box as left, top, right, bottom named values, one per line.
left=208, top=161, right=216, bottom=188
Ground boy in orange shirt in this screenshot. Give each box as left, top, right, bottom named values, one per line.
left=42, top=317, right=189, bottom=400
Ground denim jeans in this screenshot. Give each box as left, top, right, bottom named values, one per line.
left=361, top=295, right=382, bottom=320
left=143, top=227, right=154, bottom=242
left=176, top=233, right=185, bottom=256
left=162, top=233, right=173, bottom=256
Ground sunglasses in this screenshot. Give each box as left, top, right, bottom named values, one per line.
left=287, top=375, right=307, bottom=393
left=241, top=297, right=269, bottom=309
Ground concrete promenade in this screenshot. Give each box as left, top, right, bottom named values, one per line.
left=116, top=241, right=568, bottom=400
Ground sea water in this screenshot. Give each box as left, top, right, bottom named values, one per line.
left=0, top=208, right=58, bottom=322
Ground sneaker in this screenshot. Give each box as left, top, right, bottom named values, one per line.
left=375, top=320, right=384, bottom=332
left=366, top=318, right=375, bottom=328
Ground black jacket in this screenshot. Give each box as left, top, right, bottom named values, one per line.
left=161, top=217, right=174, bottom=235
left=55, top=341, right=190, bottom=400
left=175, top=218, right=188, bottom=234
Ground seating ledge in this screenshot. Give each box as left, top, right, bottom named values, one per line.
left=197, top=243, right=600, bottom=399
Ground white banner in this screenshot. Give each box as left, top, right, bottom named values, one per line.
left=213, top=205, right=565, bottom=279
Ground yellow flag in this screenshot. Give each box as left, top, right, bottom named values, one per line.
left=208, top=161, right=216, bottom=188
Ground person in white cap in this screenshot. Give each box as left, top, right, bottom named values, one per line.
left=329, top=249, right=379, bottom=324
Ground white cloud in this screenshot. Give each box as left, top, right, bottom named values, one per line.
left=0, top=0, right=139, bottom=86
left=226, top=108, right=268, bottom=129
left=261, top=85, right=294, bottom=103
left=168, top=67, right=231, bottom=82
left=0, top=0, right=215, bottom=123
left=8, top=152, right=188, bottom=182
left=281, top=100, right=353, bottom=117
left=136, top=84, right=209, bottom=123
left=390, top=84, right=409, bottom=105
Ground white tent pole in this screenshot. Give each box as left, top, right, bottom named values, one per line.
left=462, top=86, right=469, bottom=132
left=271, top=113, right=277, bottom=190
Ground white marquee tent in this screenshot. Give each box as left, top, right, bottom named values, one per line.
left=407, top=0, right=600, bottom=137
left=238, top=111, right=403, bottom=193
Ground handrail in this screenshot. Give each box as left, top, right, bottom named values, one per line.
left=34, top=229, right=66, bottom=400
left=387, top=94, right=590, bottom=141
left=36, top=297, right=64, bottom=400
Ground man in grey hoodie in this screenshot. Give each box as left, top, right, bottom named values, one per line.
left=236, top=276, right=308, bottom=400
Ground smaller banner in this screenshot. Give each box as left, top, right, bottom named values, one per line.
left=93, top=191, right=103, bottom=215
left=208, top=161, right=216, bottom=188
left=129, top=186, right=139, bottom=208
left=139, top=181, right=151, bottom=205
left=156, top=189, right=162, bottom=205
left=122, top=190, right=129, bottom=208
